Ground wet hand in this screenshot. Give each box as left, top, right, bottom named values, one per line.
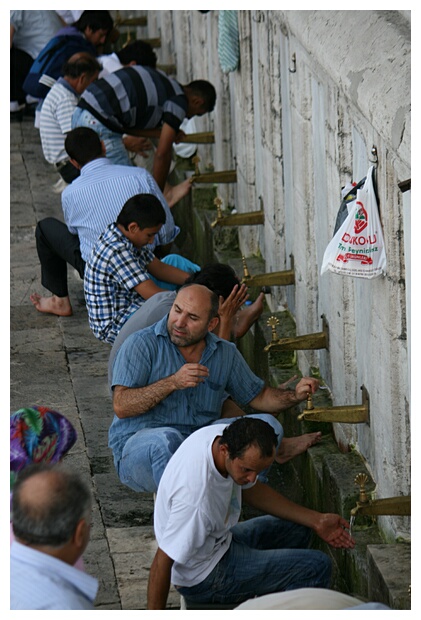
left=173, top=364, right=209, bottom=389
left=315, top=513, right=356, bottom=549
left=295, top=377, right=320, bottom=401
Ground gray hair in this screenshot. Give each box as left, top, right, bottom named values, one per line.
left=12, top=463, right=92, bottom=547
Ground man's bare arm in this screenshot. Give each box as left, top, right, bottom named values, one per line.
left=249, top=377, right=320, bottom=413
left=153, top=123, right=177, bottom=191
left=113, top=363, right=210, bottom=418
left=243, top=482, right=355, bottom=549
left=147, top=547, right=174, bottom=609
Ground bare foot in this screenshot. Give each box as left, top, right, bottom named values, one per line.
left=164, top=179, right=192, bottom=208
left=30, top=293, right=73, bottom=317
left=232, top=292, right=265, bottom=338
left=275, top=432, right=322, bottom=464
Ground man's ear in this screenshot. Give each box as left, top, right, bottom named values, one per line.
left=73, top=518, right=89, bottom=551
left=208, top=316, right=220, bottom=333
left=219, top=442, right=229, bottom=459
left=100, top=140, right=106, bottom=156
left=69, top=158, right=81, bottom=170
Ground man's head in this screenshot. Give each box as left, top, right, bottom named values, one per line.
left=116, top=194, right=166, bottom=249
left=12, top=463, right=92, bottom=564
left=116, top=40, right=157, bottom=69
left=217, top=417, right=278, bottom=485
left=185, top=263, right=241, bottom=300
left=74, top=10, right=114, bottom=48
left=167, top=283, right=220, bottom=348
left=184, top=80, right=217, bottom=118
left=62, top=52, right=101, bottom=94
left=65, top=127, right=104, bottom=167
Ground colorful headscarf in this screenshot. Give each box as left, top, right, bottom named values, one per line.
left=10, top=407, right=77, bottom=489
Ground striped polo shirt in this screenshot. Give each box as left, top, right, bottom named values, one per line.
left=39, top=78, right=79, bottom=164
left=77, top=65, right=188, bottom=133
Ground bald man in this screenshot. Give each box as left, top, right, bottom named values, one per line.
left=10, top=464, right=97, bottom=610
left=109, top=283, right=320, bottom=494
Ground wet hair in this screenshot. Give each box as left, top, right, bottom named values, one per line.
left=65, top=127, right=102, bottom=166
left=176, top=283, right=220, bottom=320
left=185, top=80, right=216, bottom=112
left=116, top=194, right=166, bottom=230
left=185, top=263, right=240, bottom=300
left=62, top=53, right=102, bottom=79
left=12, top=463, right=91, bottom=548
left=117, top=40, right=157, bottom=68
left=219, top=417, right=278, bottom=460
left=74, top=10, right=113, bottom=34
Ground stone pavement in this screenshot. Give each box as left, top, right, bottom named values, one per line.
left=10, top=117, right=180, bottom=610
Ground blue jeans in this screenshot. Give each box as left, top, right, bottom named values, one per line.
left=71, top=108, right=133, bottom=167
left=176, top=515, right=332, bottom=605
left=117, top=413, right=283, bottom=493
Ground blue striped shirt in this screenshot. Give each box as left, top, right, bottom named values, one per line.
left=108, top=316, right=265, bottom=464
left=61, top=157, right=179, bottom=261
left=10, top=541, right=98, bottom=610
left=84, top=223, right=155, bottom=344
left=77, top=65, right=188, bottom=133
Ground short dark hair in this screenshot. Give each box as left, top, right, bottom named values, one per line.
left=62, top=53, right=102, bottom=79
left=117, top=194, right=166, bottom=230
left=186, top=80, right=216, bottom=112
left=185, top=263, right=240, bottom=300
left=219, top=417, right=278, bottom=460
left=74, top=10, right=113, bottom=33
left=176, top=283, right=220, bottom=320
left=12, top=464, right=91, bottom=547
left=117, top=40, right=157, bottom=68
left=65, top=127, right=102, bottom=166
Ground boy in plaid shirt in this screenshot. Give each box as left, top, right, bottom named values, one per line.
left=84, top=193, right=198, bottom=344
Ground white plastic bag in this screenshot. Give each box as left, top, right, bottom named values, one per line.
left=321, top=166, right=386, bottom=278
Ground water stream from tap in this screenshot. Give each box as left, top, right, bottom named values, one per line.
left=349, top=515, right=355, bottom=538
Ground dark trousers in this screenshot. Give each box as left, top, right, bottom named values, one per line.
left=55, top=161, right=80, bottom=184
left=10, top=47, right=33, bottom=104
left=35, top=218, right=85, bottom=297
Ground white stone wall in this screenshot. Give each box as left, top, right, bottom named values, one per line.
left=114, top=10, right=411, bottom=540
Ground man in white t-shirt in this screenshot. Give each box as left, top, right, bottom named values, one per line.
left=148, top=417, right=355, bottom=609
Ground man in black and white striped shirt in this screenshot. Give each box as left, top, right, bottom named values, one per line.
left=71, top=65, right=216, bottom=191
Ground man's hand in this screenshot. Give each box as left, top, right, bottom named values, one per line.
left=218, top=284, right=249, bottom=321
left=216, top=284, right=249, bottom=340
left=314, top=513, right=355, bottom=549
left=122, top=135, right=154, bottom=157
left=172, top=363, right=209, bottom=389
left=294, top=377, right=320, bottom=402
left=174, top=130, right=187, bottom=144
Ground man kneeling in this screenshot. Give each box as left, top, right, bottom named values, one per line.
left=148, top=417, right=355, bottom=609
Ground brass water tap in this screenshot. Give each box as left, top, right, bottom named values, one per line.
left=192, top=155, right=201, bottom=176
left=210, top=197, right=224, bottom=228
left=242, top=256, right=251, bottom=282
left=354, top=473, right=370, bottom=505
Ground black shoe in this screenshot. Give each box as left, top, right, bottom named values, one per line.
left=10, top=110, right=23, bottom=123
left=24, top=103, right=37, bottom=117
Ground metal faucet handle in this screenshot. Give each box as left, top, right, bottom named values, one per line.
left=354, top=473, right=369, bottom=504
left=267, top=316, right=280, bottom=344
left=241, top=256, right=251, bottom=281
left=192, top=155, right=201, bottom=176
